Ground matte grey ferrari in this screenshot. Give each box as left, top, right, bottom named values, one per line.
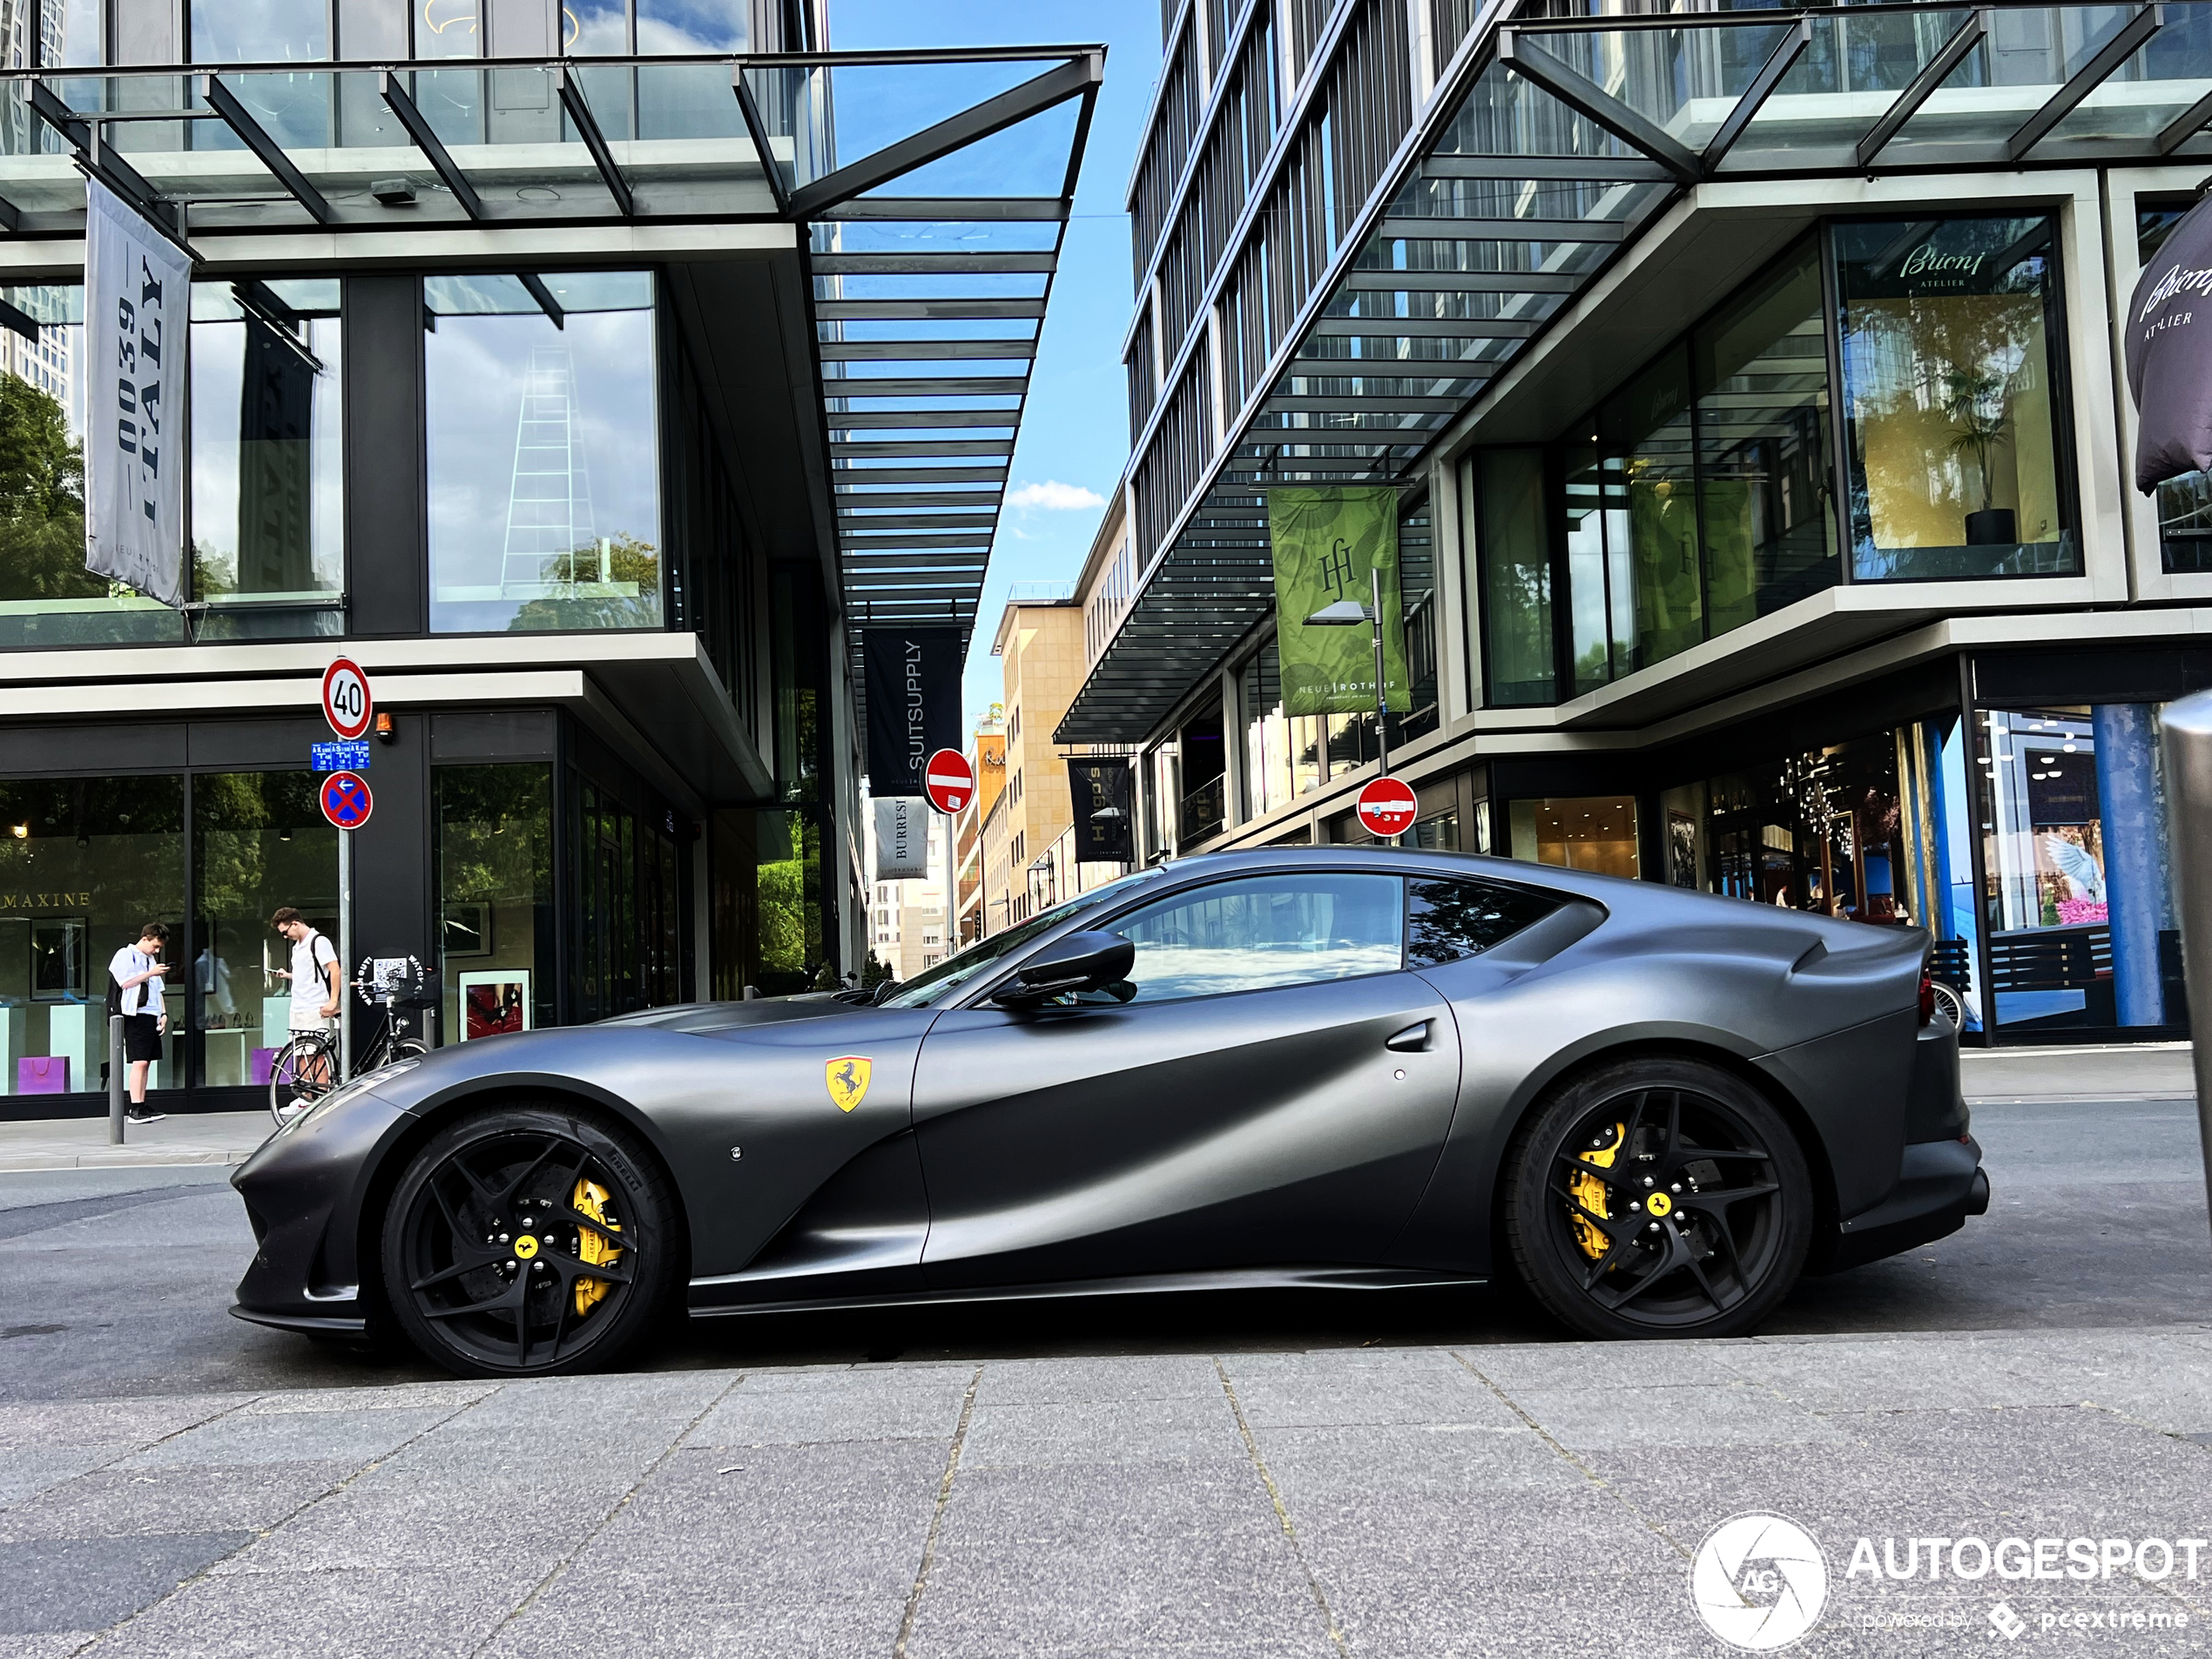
left=231, top=847, right=1988, bottom=1376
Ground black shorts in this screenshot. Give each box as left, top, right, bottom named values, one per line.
left=123, top=1013, right=163, bottom=1063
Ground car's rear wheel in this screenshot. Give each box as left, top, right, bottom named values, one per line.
left=381, top=1103, right=680, bottom=1377
left=1503, top=1057, right=1812, bottom=1340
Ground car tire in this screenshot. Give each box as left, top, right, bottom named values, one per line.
left=1502, top=1056, right=1812, bottom=1341
left=381, top=1101, right=681, bottom=1378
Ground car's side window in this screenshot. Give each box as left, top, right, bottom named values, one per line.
left=1072, top=873, right=1405, bottom=1005
left=1406, top=877, right=1561, bottom=967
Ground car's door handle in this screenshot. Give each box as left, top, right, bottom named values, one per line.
left=1386, top=1021, right=1432, bottom=1053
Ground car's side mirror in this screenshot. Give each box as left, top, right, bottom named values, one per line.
left=990, top=930, right=1136, bottom=1008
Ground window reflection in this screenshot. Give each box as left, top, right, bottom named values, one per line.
left=189, top=280, right=343, bottom=639
left=1508, top=796, right=1639, bottom=879
left=1406, top=878, right=1558, bottom=966
left=424, top=272, right=661, bottom=634
left=192, top=772, right=335, bottom=1085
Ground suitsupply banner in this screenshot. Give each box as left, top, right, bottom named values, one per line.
left=862, top=627, right=962, bottom=797
left=1265, top=486, right=1410, bottom=717
left=84, top=179, right=188, bottom=606
left=1067, top=759, right=1136, bottom=863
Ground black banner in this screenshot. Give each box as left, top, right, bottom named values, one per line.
left=2128, top=195, right=2212, bottom=492
left=1068, top=759, right=1136, bottom=864
left=862, top=627, right=962, bottom=797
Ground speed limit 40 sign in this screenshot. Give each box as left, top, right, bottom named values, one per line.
left=321, top=658, right=374, bottom=741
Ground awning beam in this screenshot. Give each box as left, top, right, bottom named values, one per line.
left=557, top=67, right=636, bottom=218
left=379, top=71, right=486, bottom=220
left=1856, top=9, right=1990, bottom=170
left=2008, top=3, right=2163, bottom=160
left=1495, top=32, right=1701, bottom=185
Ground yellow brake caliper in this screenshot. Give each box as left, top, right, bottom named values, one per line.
left=1569, top=1123, right=1624, bottom=1261
left=572, top=1177, right=624, bottom=1317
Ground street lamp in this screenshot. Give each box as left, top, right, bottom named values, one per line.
left=1305, top=567, right=1392, bottom=779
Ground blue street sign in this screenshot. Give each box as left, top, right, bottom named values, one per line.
left=311, top=740, right=371, bottom=772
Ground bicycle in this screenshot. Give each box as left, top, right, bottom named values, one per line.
left=268, top=961, right=438, bottom=1125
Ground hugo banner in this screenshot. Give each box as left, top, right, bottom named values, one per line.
left=85, top=179, right=188, bottom=605
left=862, top=627, right=962, bottom=797
left=1266, top=486, right=1410, bottom=718
left=2128, top=193, right=2212, bottom=492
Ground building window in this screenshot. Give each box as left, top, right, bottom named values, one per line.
left=0, top=285, right=179, bottom=647
left=192, top=772, right=335, bottom=1083
left=1467, top=448, right=1554, bottom=707
left=424, top=273, right=661, bottom=635
left=1835, top=214, right=2075, bottom=581
left=435, top=764, right=556, bottom=1042
left=189, top=280, right=343, bottom=639
left=1507, top=796, right=1639, bottom=879
left=0, top=775, right=184, bottom=1096
left=1693, top=238, right=1838, bottom=628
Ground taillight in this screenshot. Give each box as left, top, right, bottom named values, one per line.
left=1918, top=972, right=1935, bottom=1025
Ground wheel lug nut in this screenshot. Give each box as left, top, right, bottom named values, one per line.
left=1642, top=1177, right=1655, bottom=1188
left=1629, top=1201, right=1642, bottom=1212
left=499, top=1233, right=509, bottom=1244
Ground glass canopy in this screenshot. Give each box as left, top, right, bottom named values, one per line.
left=1058, top=0, right=2212, bottom=745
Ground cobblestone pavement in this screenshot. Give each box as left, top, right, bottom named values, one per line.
left=4, top=1331, right=2212, bottom=1658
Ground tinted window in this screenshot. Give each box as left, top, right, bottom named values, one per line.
left=1097, top=873, right=1403, bottom=1004
left=881, top=869, right=1163, bottom=1008
left=1406, top=878, right=1560, bottom=967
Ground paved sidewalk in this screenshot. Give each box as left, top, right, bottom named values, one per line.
left=0, top=1112, right=271, bottom=1172
left=3, top=1327, right=2209, bottom=1658
left=1960, top=1043, right=2196, bottom=1103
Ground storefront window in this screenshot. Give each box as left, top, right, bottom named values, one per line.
left=192, top=772, right=335, bottom=1087
left=571, top=779, right=684, bottom=1022
left=435, top=764, right=555, bottom=1044
left=189, top=280, right=343, bottom=640
left=753, top=806, right=820, bottom=995
left=0, top=287, right=179, bottom=648
left=1562, top=434, right=1611, bottom=696
left=425, top=273, right=662, bottom=635
left=1467, top=448, right=1554, bottom=707
left=1701, top=738, right=1905, bottom=921
left=1693, top=239, right=1838, bottom=631
left=1972, top=705, right=2178, bottom=1033
left=1600, top=345, right=1703, bottom=671
left=1835, top=215, right=2075, bottom=581
left=0, top=776, right=183, bottom=1097
left=1507, top=796, right=1638, bottom=878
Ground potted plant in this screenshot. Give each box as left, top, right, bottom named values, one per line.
left=1942, top=364, right=2017, bottom=545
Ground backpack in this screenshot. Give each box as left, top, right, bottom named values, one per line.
left=105, top=968, right=125, bottom=1020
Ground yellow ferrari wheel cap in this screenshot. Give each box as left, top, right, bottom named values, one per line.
left=1647, top=1191, right=1674, bottom=1218
left=513, top=1234, right=540, bottom=1259
left=826, top=1055, right=872, bottom=1113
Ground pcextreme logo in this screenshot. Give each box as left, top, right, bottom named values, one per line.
left=1690, top=1513, right=1831, bottom=1651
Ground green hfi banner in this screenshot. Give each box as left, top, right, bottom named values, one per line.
left=1267, top=486, right=1411, bottom=717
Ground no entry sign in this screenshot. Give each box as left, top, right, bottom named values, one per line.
left=1355, top=775, right=1418, bottom=840
left=321, top=657, right=374, bottom=741
left=320, top=771, right=374, bottom=831
left=924, top=748, right=974, bottom=814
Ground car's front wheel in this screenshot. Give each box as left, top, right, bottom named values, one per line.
left=1502, top=1057, right=1812, bottom=1340
left=381, top=1102, right=680, bottom=1377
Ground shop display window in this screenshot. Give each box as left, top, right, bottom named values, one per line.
left=0, top=777, right=183, bottom=1096
left=425, top=272, right=662, bottom=636
left=435, top=765, right=555, bottom=1044
left=1835, top=215, right=2075, bottom=581
left=1971, top=705, right=2179, bottom=1032
left=1466, top=448, right=1554, bottom=707
left=1507, top=796, right=1638, bottom=878
left=192, top=772, right=336, bottom=1086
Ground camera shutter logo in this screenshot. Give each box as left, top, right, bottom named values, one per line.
left=1690, top=1513, right=1830, bottom=1650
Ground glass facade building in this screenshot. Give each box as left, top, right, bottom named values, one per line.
left=1068, top=0, right=2212, bottom=1046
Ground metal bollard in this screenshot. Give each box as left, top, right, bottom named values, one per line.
left=2156, top=691, right=2212, bottom=1240
left=107, top=1013, right=125, bottom=1145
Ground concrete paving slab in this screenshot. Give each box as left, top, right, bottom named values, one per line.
left=961, top=1394, right=1245, bottom=1469
left=687, top=1367, right=970, bottom=1447
left=1252, top=1421, right=1589, bottom=1503
left=1500, top=1379, right=1848, bottom=1451
left=482, top=1584, right=912, bottom=1659
left=0, top=1530, right=253, bottom=1635
left=0, top=1111, right=273, bottom=1173
left=110, top=1406, right=455, bottom=1471
left=0, top=1460, right=360, bottom=1543
left=970, top=1353, right=1224, bottom=1404
left=86, top=1564, right=525, bottom=1659
left=1220, top=1349, right=1521, bottom=1430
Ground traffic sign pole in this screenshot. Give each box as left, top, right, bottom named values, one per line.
left=338, top=828, right=352, bottom=1082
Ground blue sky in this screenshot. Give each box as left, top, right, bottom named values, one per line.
left=829, top=0, right=1161, bottom=731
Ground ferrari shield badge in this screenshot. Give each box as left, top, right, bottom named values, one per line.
left=826, top=1055, right=872, bottom=1113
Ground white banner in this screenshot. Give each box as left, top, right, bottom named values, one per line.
left=873, top=796, right=930, bottom=880
left=84, top=179, right=187, bottom=606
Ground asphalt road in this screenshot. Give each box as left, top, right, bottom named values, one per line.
left=2, top=1097, right=2205, bottom=1403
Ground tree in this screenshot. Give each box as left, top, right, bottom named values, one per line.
left=0, top=372, right=100, bottom=603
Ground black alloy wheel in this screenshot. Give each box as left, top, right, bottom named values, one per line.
left=1503, top=1057, right=1812, bottom=1340
left=381, top=1103, right=680, bottom=1377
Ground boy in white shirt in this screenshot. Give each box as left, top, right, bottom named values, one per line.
left=271, top=906, right=341, bottom=1037
left=106, top=923, right=171, bottom=1124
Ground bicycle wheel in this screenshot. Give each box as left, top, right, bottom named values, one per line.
left=269, top=1034, right=337, bottom=1126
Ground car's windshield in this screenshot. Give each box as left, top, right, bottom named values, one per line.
left=879, top=868, right=1164, bottom=1008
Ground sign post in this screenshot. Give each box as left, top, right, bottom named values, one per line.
left=319, top=657, right=374, bottom=1080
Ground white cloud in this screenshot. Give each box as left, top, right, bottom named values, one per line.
left=1005, top=480, right=1106, bottom=511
